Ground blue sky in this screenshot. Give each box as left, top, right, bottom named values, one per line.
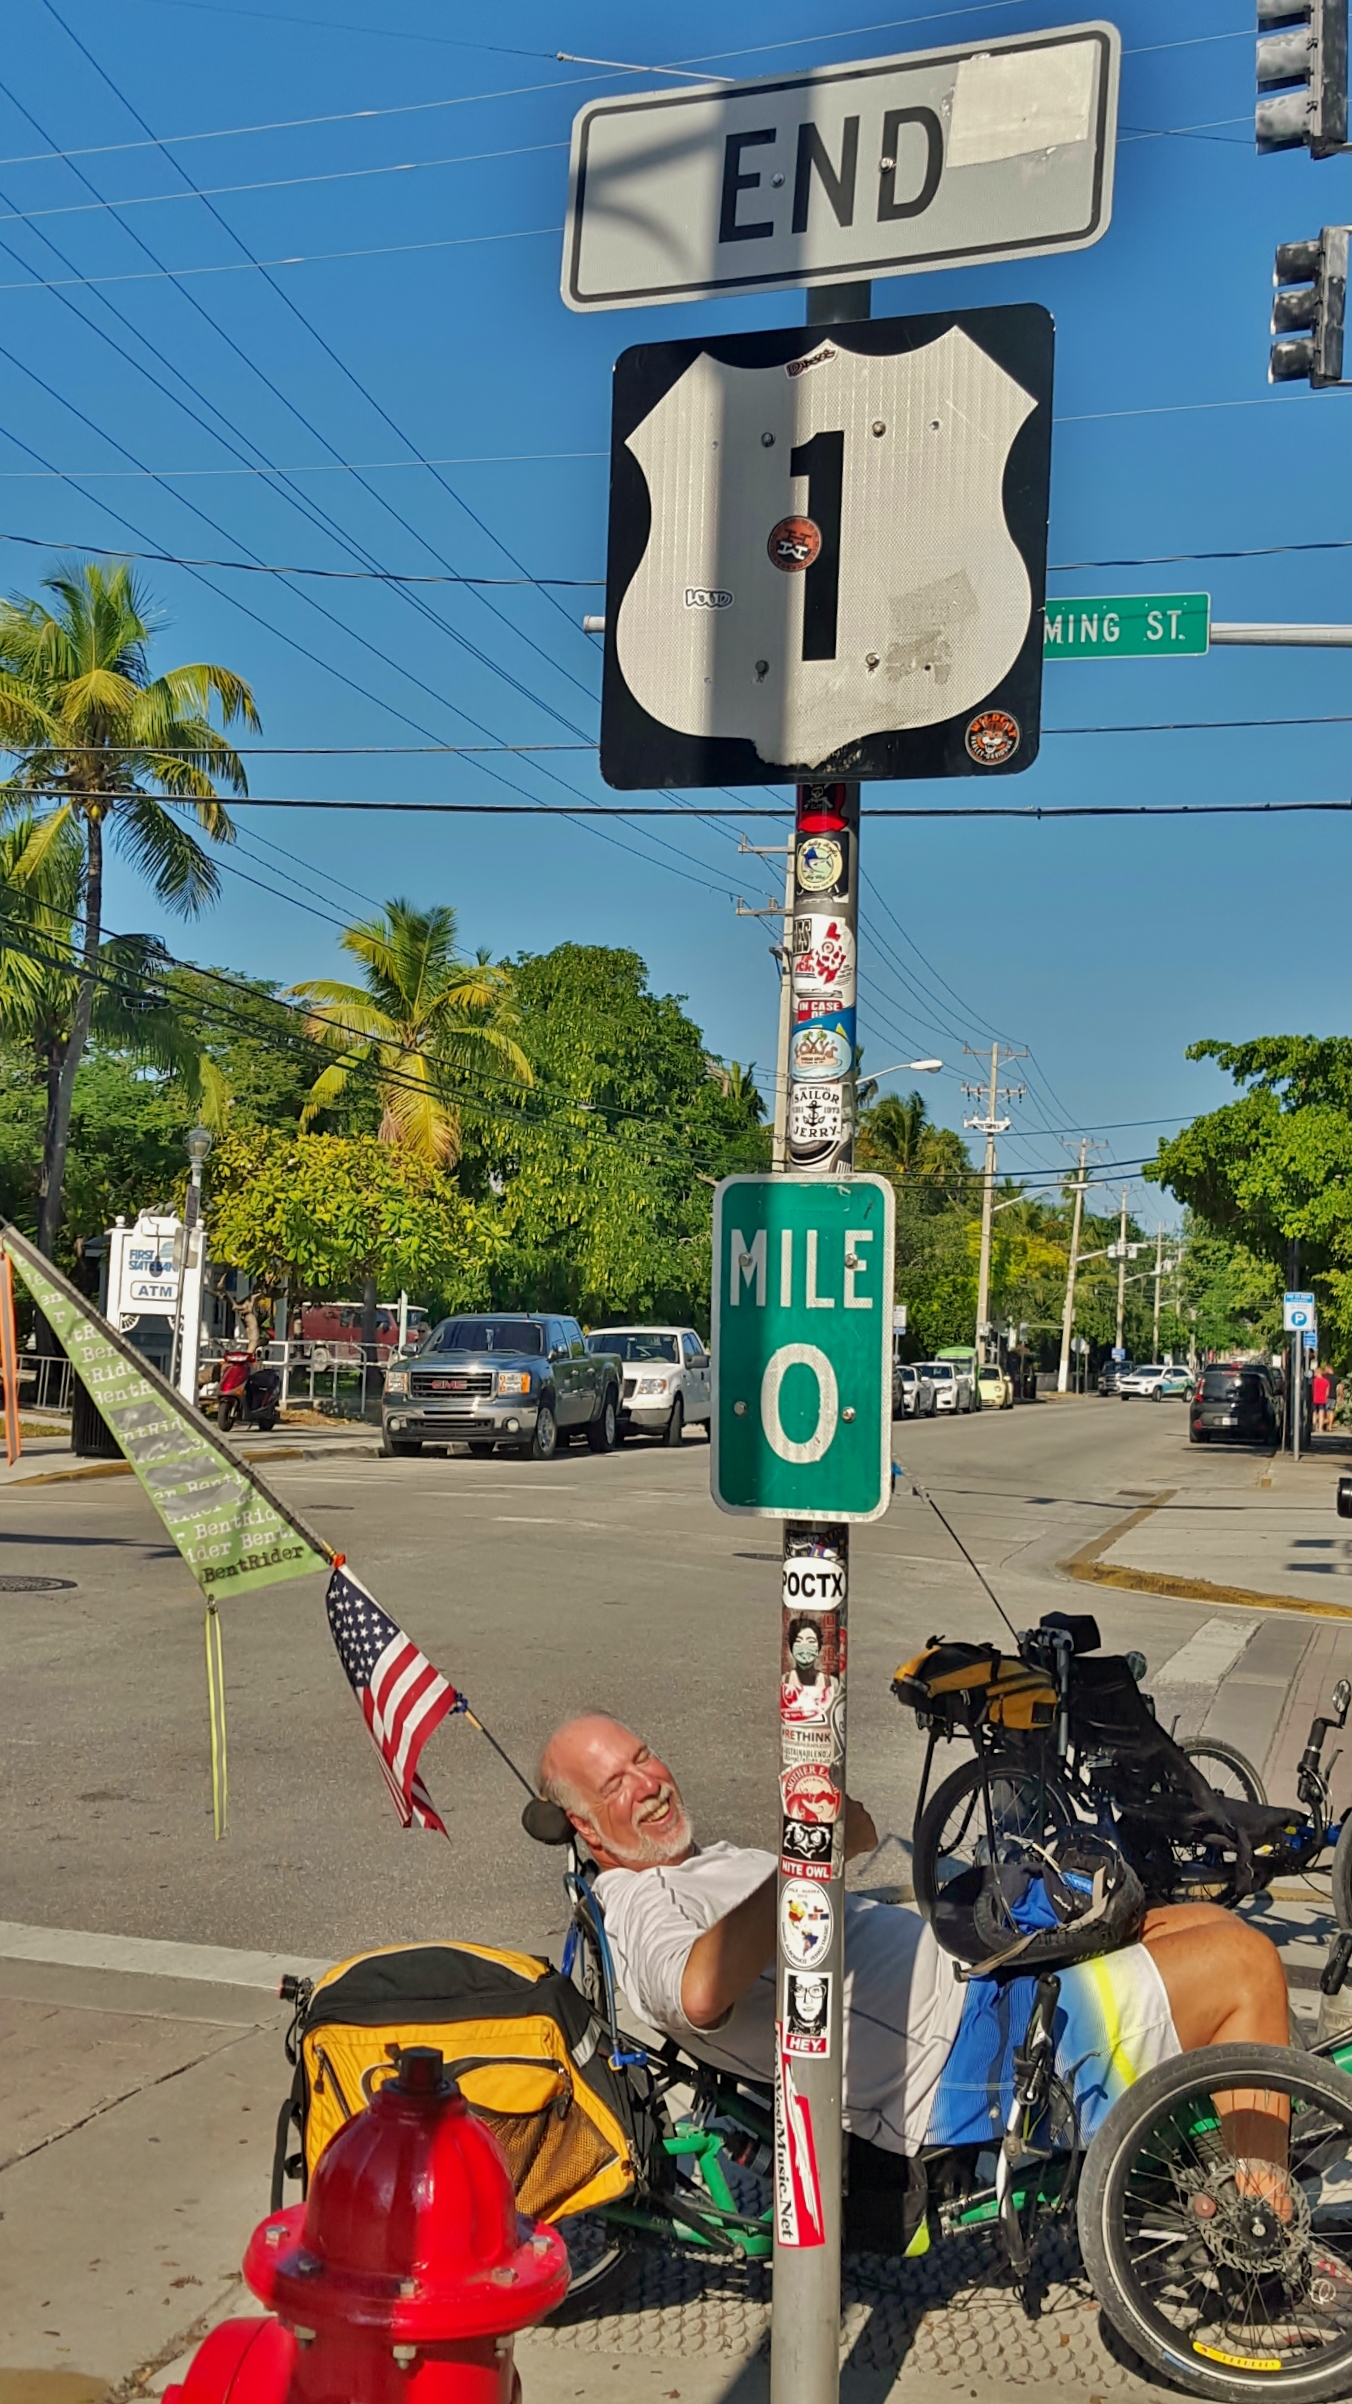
left=3, top=0, right=1350, bottom=1224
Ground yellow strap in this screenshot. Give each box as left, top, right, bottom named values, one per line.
left=204, top=1604, right=229, bottom=1840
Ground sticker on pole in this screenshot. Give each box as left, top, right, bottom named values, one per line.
left=711, top=1174, right=894, bottom=1520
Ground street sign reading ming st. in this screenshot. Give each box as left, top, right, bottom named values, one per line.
left=711, top=1175, right=895, bottom=1521
left=602, top=307, right=1054, bottom=789
left=1043, top=593, right=1210, bottom=660
left=562, top=25, right=1120, bottom=312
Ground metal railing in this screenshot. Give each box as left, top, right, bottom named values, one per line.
left=197, top=1338, right=390, bottom=1422
left=11, top=1354, right=74, bottom=1413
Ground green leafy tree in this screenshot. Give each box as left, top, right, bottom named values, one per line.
left=0, top=561, right=257, bottom=1255
left=207, top=1126, right=490, bottom=1327
left=1148, top=1036, right=1352, bottom=1357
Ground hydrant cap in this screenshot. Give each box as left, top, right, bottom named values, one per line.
left=244, top=2044, right=569, bottom=2339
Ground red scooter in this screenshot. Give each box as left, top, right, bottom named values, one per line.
left=216, top=1343, right=282, bottom=1433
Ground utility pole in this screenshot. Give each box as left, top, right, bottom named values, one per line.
left=963, top=1043, right=1027, bottom=1362
left=770, top=277, right=868, bottom=2404
left=1056, top=1139, right=1090, bottom=1395
left=736, top=838, right=795, bottom=1171
left=1152, top=1225, right=1164, bottom=1358
left=1115, top=1189, right=1129, bottom=1353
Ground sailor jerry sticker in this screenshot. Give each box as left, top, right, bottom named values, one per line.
left=780, top=1762, right=842, bottom=1824
left=792, top=914, right=856, bottom=1002
left=784, top=1968, right=833, bottom=2056
left=788, top=1080, right=846, bottom=1158
left=965, top=708, right=1020, bottom=765
left=781, top=1879, right=834, bottom=1969
left=781, top=1607, right=843, bottom=1725
left=795, top=832, right=845, bottom=895
left=789, top=1014, right=854, bottom=1083
left=767, top=515, right=821, bottom=572
left=781, top=1816, right=836, bottom=1879
left=776, top=2040, right=826, bottom=2247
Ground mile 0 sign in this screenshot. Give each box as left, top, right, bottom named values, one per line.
left=600, top=306, right=1052, bottom=790
left=711, top=1175, right=895, bottom=1522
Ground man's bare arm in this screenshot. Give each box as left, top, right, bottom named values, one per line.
left=678, top=1798, right=878, bottom=2029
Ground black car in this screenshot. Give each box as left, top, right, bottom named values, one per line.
left=1097, top=1358, right=1134, bottom=1396
left=1189, top=1363, right=1281, bottom=1446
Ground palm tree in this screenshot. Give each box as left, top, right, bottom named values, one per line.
left=0, top=560, right=258, bottom=1254
left=290, top=899, right=532, bottom=1168
left=860, top=1089, right=931, bottom=1176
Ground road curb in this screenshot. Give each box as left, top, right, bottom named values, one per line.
left=5, top=1438, right=384, bottom=1488
left=1059, top=1489, right=1352, bottom=1623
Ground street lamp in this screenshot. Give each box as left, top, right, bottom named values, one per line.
left=174, top=1123, right=214, bottom=1402
left=868, top=1058, right=944, bottom=1077
left=185, top=1124, right=213, bottom=1226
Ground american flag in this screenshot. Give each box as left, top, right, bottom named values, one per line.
left=325, top=1563, right=461, bottom=1834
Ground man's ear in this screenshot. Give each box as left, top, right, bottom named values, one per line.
left=570, top=1812, right=603, bottom=1853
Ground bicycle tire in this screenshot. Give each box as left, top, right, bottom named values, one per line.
left=545, top=2217, right=638, bottom=2323
left=1079, top=2040, right=1352, bottom=2402
left=1183, top=1740, right=1269, bottom=1808
left=1332, top=1814, right=1352, bottom=1932
left=911, top=1753, right=1076, bottom=1919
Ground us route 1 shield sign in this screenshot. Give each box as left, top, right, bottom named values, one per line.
left=711, top=1175, right=894, bottom=1522
left=601, top=306, right=1052, bottom=789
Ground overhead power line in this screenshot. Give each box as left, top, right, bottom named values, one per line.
left=14, top=790, right=1352, bottom=822
left=0, top=530, right=601, bottom=584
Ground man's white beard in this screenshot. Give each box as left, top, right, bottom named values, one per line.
left=614, top=1785, right=693, bottom=1866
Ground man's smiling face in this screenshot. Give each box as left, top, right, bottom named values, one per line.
left=541, top=1715, right=693, bottom=1869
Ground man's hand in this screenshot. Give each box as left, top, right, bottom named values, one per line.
left=844, top=1794, right=877, bottom=1862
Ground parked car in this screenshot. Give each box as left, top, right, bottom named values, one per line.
left=300, top=1300, right=429, bottom=1367
left=1190, top=1363, right=1282, bottom=1447
left=915, top=1360, right=973, bottom=1414
left=935, top=1345, right=982, bottom=1407
left=585, top=1326, right=710, bottom=1445
left=977, top=1363, right=1014, bottom=1410
left=893, top=1362, right=936, bottom=1420
left=1097, top=1358, right=1135, bottom=1396
left=381, top=1314, right=621, bottom=1462
left=1154, top=1364, right=1193, bottom=1399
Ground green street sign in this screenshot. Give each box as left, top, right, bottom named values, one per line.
left=711, top=1175, right=894, bottom=1522
left=1043, top=592, right=1210, bottom=661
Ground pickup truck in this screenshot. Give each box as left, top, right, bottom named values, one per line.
left=585, top=1325, right=711, bottom=1444
left=381, top=1312, right=622, bottom=1462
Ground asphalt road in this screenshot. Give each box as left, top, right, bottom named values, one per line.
left=0, top=1394, right=1262, bottom=1967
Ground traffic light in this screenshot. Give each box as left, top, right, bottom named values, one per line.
left=1270, top=229, right=1349, bottom=383
left=1257, top=0, right=1349, bottom=156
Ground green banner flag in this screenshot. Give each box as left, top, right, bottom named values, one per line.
left=3, top=1225, right=330, bottom=1599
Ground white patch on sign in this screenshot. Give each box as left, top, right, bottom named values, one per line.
left=761, top=1342, right=838, bottom=1464
left=684, top=587, right=733, bottom=609
left=781, top=1879, right=834, bottom=1968
left=615, top=331, right=1036, bottom=766
left=947, top=40, right=1096, bottom=167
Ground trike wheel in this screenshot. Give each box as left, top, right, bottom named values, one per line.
left=1184, top=1740, right=1268, bottom=1807
left=545, top=2214, right=638, bottom=2323
left=1079, top=2040, right=1352, bottom=2401
left=912, top=1753, right=1076, bottom=1919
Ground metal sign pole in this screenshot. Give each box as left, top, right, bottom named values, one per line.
left=770, top=278, right=869, bottom=2404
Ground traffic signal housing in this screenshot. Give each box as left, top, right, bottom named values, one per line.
left=1257, top=0, right=1349, bottom=156
left=1270, top=229, right=1349, bottom=384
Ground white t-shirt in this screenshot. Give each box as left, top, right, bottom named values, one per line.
left=595, top=1841, right=966, bottom=2156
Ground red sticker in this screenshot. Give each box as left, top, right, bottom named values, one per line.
left=965, top=708, right=1020, bottom=766
left=768, top=516, right=822, bottom=573
left=780, top=1762, right=842, bottom=1823
left=775, top=2044, right=826, bottom=2246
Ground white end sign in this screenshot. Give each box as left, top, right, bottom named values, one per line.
left=563, top=24, right=1119, bottom=313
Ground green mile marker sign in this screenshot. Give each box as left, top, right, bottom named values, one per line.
left=1043, top=592, right=1210, bottom=661
left=710, top=1175, right=894, bottom=1523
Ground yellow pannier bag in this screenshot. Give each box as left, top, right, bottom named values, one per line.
left=275, top=1941, right=639, bottom=2223
left=892, top=1642, right=1056, bottom=1735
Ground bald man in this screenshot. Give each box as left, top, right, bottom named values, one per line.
left=538, top=1713, right=1295, bottom=2176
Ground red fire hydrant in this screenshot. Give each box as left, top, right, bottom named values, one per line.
left=165, top=2047, right=570, bottom=2404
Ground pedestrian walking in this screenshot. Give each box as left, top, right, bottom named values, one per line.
left=1313, top=1363, right=1333, bottom=1434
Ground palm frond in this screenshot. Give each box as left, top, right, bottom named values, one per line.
left=111, top=793, right=222, bottom=915
left=299, top=1056, right=353, bottom=1130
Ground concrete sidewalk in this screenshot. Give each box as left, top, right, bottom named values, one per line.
left=0, top=1425, right=383, bottom=1489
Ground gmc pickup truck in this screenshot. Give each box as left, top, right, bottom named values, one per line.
left=381, top=1312, right=622, bottom=1463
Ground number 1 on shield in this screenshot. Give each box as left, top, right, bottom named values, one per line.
left=789, top=430, right=843, bottom=662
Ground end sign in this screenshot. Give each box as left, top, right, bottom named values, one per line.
left=711, top=1175, right=894, bottom=1521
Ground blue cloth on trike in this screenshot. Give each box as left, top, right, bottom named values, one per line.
left=922, top=1943, right=1179, bottom=2149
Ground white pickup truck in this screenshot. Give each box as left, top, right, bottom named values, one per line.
left=585, top=1325, right=712, bottom=1445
